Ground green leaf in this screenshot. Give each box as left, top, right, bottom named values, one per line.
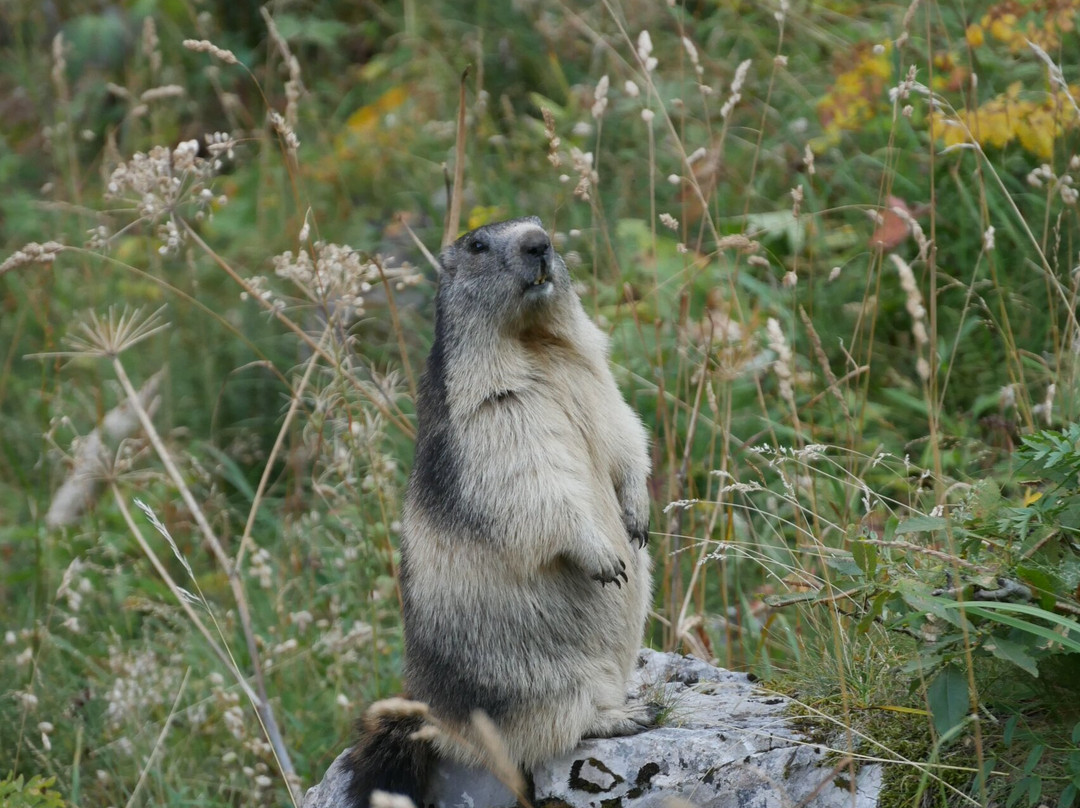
left=898, top=583, right=972, bottom=630
left=1023, top=745, right=1045, bottom=776
left=927, top=664, right=968, bottom=737
left=1004, top=714, right=1020, bottom=747
left=273, top=14, right=351, bottom=48
left=763, top=590, right=824, bottom=608
left=895, top=515, right=948, bottom=535
left=931, top=599, right=1080, bottom=654
left=1015, top=565, right=1059, bottom=611
left=1072, top=720, right=1080, bottom=745
left=743, top=209, right=807, bottom=253
left=826, top=554, right=864, bottom=578
left=883, top=515, right=899, bottom=542
left=856, top=590, right=891, bottom=634
left=1008, top=776, right=1038, bottom=808
left=985, top=635, right=1040, bottom=677
left=852, top=539, right=878, bottom=579
left=900, top=648, right=944, bottom=675
left=1060, top=782, right=1076, bottom=808
left=977, top=756, right=997, bottom=791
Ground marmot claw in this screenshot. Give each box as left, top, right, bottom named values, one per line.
left=591, top=557, right=628, bottom=587
left=622, top=505, right=650, bottom=549
left=628, top=524, right=649, bottom=549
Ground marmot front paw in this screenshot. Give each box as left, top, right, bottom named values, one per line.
left=624, top=513, right=649, bottom=549
left=589, top=552, right=628, bottom=587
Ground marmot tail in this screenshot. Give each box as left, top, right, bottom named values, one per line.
left=343, top=710, right=434, bottom=808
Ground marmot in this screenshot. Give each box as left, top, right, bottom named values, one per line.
left=345, top=217, right=654, bottom=807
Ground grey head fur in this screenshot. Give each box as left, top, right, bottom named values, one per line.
left=436, top=216, right=573, bottom=338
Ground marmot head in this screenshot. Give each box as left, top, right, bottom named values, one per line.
left=437, top=217, right=573, bottom=335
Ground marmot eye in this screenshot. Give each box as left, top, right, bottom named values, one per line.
left=468, top=238, right=489, bottom=254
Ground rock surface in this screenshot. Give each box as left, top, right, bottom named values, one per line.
left=304, top=650, right=881, bottom=808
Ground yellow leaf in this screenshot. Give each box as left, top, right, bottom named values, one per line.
left=345, top=86, right=408, bottom=135
left=868, top=704, right=931, bottom=717
left=1023, top=488, right=1043, bottom=507
left=466, top=206, right=505, bottom=231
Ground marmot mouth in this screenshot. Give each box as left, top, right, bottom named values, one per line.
left=523, top=272, right=555, bottom=300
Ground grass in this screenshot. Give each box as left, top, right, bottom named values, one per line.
left=2, top=1, right=1080, bottom=806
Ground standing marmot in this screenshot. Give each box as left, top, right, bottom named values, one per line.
left=345, top=217, right=654, bottom=807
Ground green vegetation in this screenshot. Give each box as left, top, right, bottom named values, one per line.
left=2, top=1, right=1079, bottom=806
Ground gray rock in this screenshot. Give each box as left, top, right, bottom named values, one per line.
left=304, top=650, right=881, bottom=808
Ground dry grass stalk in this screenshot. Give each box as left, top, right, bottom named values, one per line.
left=46, top=371, right=162, bottom=527
left=468, top=710, right=528, bottom=802
left=124, top=668, right=190, bottom=808
left=235, top=328, right=328, bottom=569
left=442, top=66, right=470, bottom=248
left=109, top=354, right=299, bottom=798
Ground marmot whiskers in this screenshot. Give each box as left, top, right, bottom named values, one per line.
left=345, top=217, right=654, bottom=807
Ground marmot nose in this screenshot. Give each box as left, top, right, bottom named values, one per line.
left=519, top=230, right=552, bottom=261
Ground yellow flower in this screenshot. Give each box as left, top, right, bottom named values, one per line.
left=1017, top=112, right=1056, bottom=160
left=988, top=13, right=1019, bottom=45
left=466, top=206, right=505, bottom=230
left=965, top=23, right=985, bottom=48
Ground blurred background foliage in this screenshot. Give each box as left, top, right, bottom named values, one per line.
left=2, top=0, right=1080, bottom=806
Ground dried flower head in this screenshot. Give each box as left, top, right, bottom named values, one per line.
left=569, top=147, right=597, bottom=201
left=34, top=306, right=170, bottom=360
left=0, top=241, right=64, bottom=276
left=890, top=253, right=930, bottom=381
left=591, top=75, right=609, bottom=119
left=682, top=36, right=703, bottom=77
left=790, top=185, right=804, bottom=218
left=104, top=645, right=181, bottom=734
left=261, top=8, right=306, bottom=125
left=270, top=243, right=418, bottom=319
left=721, top=60, right=751, bottom=119
left=140, top=85, right=185, bottom=103
left=766, top=317, right=797, bottom=413
left=716, top=234, right=761, bottom=252
left=542, top=107, right=561, bottom=167
left=105, top=139, right=230, bottom=254
left=637, top=31, right=658, bottom=73
left=183, top=39, right=239, bottom=65
left=269, top=110, right=300, bottom=151
left=142, top=16, right=161, bottom=74
left=999, top=384, right=1016, bottom=410
left=51, top=33, right=68, bottom=102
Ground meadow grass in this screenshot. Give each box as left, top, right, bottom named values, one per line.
left=2, top=2, right=1080, bottom=806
